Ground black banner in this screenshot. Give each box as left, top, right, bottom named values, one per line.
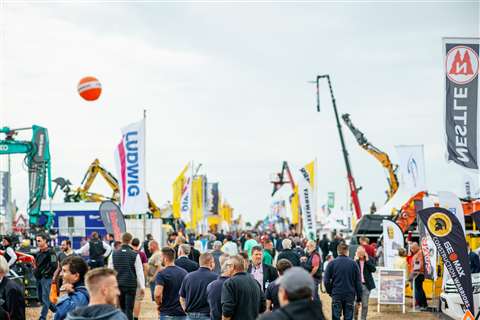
left=418, top=207, right=474, bottom=315
left=444, top=39, right=479, bottom=169
left=99, top=201, right=126, bottom=241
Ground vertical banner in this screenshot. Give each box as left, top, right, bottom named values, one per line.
left=438, top=191, right=466, bottom=234
left=206, top=183, right=219, bottom=215
left=290, top=184, right=300, bottom=225
left=327, top=192, right=335, bottom=209
left=114, top=119, right=148, bottom=215
left=418, top=207, right=474, bottom=317
left=444, top=38, right=480, bottom=170
left=395, top=145, right=427, bottom=194
left=418, top=198, right=437, bottom=280
left=99, top=201, right=126, bottom=241
left=383, top=220, right=404, bottom=268
left=180, top=162, right=193, bottom=223
left=0, top=172, right=8, bottom=214
left=192, top=175, right=204, bottom=230
left=298, top=160, right=317, bottom=240
left=172, top=164, right=190, bottom=219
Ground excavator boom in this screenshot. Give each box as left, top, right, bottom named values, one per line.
left=341, top=114, right=399, bottom=201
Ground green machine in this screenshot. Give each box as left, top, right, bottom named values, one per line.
left=0, top=125, right=53, bottom=230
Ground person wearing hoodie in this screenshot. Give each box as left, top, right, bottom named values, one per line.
left=53, top=256, right=89, bottom=320
left=259, top=267, right=325, bottom=320
left=66, top=267, right=127, bottom=320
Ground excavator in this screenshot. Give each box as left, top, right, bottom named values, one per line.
left=0, top=125, right=54, bottom=230
left=55, top=159, right=164, bottom=218
left=341, top=113, right=399, bottom=202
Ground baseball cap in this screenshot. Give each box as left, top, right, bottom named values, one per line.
left=279, top=267, right=315, bottom=294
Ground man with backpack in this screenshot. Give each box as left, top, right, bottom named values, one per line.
left=76, top=232, right=112, bottom=269
left=35, top=233, right=58, bottom=320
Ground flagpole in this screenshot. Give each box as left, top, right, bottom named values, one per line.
left=143, top=109, right=147, bottom=240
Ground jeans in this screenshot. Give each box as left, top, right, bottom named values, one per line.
left=186, top=313, right=210, bottom=320
left=414, top=274, right=428, bottom=308
left=354, top=284, right=370, bottom=320
left=37, top=277, right=52, bottom=320
left=160, top=316, right=187, bottom=320
left=149, top=281, right=156, bottom=301
left=119, top=287, right=136, bottom=320
left=332, top=298, right=354, bottom=320
left=88, top=259, right=105, bottom=269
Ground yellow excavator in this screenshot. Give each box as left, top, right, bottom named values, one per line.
left=56, top=159, right=164, bottom=218
left=341, top=113, right=399, bottom=202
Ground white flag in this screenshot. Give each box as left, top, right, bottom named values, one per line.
left=395, top=145, right=427, bottom=193
left=438, top=190, right=465, bottom=234
left=114, top=119, right=148, bottom=215
left=298, top=160, right=317, bottom=240
left=382, top=220, right=404, bottom=268
left=180, top=162, right=192, bottom=223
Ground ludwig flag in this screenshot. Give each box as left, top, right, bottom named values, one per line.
left=298, top=160, right=317, bottom=240
left=99, top=201, right=126, bottom=241
left=444, top=38, right=480, bottom=169
left=418, top=207, right=474, bottom=315
left=114, top=119, right=148, bottom=215
left=180, top=162, right=193, bottom=223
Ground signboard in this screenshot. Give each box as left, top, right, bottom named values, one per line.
left=377, top=268, right=405, bottom=313
left=0, top=171, right=8, bottom=214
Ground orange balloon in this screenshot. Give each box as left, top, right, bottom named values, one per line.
left=78, top=76, right=102, bottom=101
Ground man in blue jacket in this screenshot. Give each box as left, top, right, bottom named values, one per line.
left=54, top=256, right=89, bottom=320
left=323, top=243, right=362, bottom=320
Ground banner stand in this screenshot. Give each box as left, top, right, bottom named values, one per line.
left=377, top=268, right=406, bottom=314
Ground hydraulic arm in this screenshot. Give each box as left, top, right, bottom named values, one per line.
left=341, top=113, right=399, bottom=201
left=0, top=126, right=53, bottom=230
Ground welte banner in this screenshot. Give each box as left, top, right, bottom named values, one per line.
left=444, top=38, right=480, bottom=170
left=298, top=160, right=317, bottom=240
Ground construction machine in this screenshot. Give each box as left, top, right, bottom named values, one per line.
left=0, top=126, right=54, bottom=230
left=55, top=158, right=163, bottom=218
left=341, top=113, right=399, bottom=202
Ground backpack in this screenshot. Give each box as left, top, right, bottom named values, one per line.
left=89, top=240, right=106, bottom=259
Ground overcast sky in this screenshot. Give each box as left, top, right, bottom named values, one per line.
left=0, top=1, right=479, bottom=223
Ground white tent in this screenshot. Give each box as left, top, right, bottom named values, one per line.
left=375, top=187, right=415, bottom=216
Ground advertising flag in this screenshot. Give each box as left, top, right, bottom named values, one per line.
left=444, top=38, right=480, bottom=170
left=172, top=164, right=189, bottom=219
left=418, top=197, right=437, bottom=280
left=438, top=191, right=466, bottom=233
left=382, top=220, right=404, bottom=268
left=114, top=119, right=148, bottom=215
left=191, top=175, right=204, bottom=229
left=206, top=183, right=219, bottom=215
left=327, top=192, right=335, bottom=209
left=99, top=201, right=126, bottom=241
left=298, top=160, right=317, bottom=240
left=290, top=184, right=300, bottom=225
left=180, top=162, right=193, bottom=223
left=418, top=207, right=474, bottom=316
left=0, top=172, right=8, bottom=214
left=395, top=145, right=427, bottom=193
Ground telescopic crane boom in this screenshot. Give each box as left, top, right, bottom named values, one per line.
left=341, top=113, right=399, bottom=201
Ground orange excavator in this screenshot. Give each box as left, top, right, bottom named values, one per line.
left=395, top=191, right=480, bottom=233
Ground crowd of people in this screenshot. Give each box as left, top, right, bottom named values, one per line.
left=0, top=228, right=474, bottom=320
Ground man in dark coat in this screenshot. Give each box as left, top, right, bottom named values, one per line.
left=221, top=255, right=266, bottom=320
left=247, top=246, right=278, bottom=292
left=0, top=255, right=25, bottom=320
left=259, top=267, right=325, bottom=320
left=277, top=239, right=300, bottom=267
left=175, top=244, right=199, bottom=273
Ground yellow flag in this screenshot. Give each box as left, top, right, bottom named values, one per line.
left=191, top=176, right=204, bottom=229
left=305, top=160, right=315, bottom=189
left=291, top=184, right=300, bottom=225
left=172, top=164, right=189, bottom=219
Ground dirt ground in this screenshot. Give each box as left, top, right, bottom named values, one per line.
left=27, top=290, right=444, bottom=320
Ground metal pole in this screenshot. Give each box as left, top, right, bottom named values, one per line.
left=143, top=109, right=147, bottom=240
left=315, top=75, right=362, bottom=219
